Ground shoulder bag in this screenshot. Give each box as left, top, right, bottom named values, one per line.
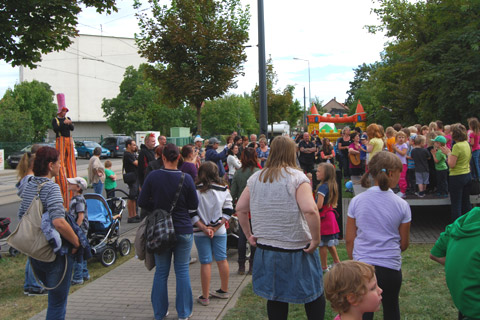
left=145, top=173, right=185, bottom=254
left=7, top=182, right=56, bottom=262
left=122, top=159, right=137, bottom=185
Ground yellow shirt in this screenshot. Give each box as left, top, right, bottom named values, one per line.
left=369, top=138, right=384, bottom=160
left=450, top=141, right=472, bottom=176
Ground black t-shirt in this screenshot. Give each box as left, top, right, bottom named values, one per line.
left=337, top=137, right=352, bottom=157
left=298, top=140, right=316, bottom=164
left=123, top=152, right=137, bottom=173
left=411, top=147, right=431, bottom=172
left=52, top=116, right=74, bottom=138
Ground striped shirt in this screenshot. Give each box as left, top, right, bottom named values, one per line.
left=17, top=177, right=65, bottom=221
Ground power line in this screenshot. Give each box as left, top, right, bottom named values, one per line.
left=37, top=65, right=121, bottom=84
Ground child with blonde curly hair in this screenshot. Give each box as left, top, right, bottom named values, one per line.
left=324, top=260, right=383, bottom=320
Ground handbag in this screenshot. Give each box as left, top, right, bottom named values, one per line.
left=7, top=182, right=56, bottom=262
left=123, top=171, right=137, bottom=185
left=134, top=217, right=155, bottom=270
left=145, top=173, right=185, bottom=254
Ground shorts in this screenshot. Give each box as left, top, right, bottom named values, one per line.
left=415, top=171, right=429, bottom=185
left=320, top=233, right=339, bottom=247
left=194, top=234, right=227, bottom=264
left=127, top=181, right=139, bottom=200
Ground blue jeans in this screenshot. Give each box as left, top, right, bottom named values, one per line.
left=72, top=257, right=89, bottom=282
left=152, top=234, right=193, bottom=320
left=471, top=150, right=480, bottom=179
left=93, top=181, right=103, bottom=194
left=24, top=258, right=43, bottom=291
left=449, top=173, right=472, bottom=222
left=30, top=254, right=74, bottom=320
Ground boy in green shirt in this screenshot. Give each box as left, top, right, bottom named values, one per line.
left=431, top=136, right=448, bottom=198
left=104, top=160, right=117, bottom=199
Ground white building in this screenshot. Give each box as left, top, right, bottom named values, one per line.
left=20, top=34, right=147, bottom=140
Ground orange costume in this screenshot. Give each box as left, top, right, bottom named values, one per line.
left=52, top=93, right=77, bottom=208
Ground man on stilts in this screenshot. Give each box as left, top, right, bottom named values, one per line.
left=52, top=93, right=77, bottom=208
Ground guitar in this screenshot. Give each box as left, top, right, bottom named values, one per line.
left=349, top=152, right=361, bottom=166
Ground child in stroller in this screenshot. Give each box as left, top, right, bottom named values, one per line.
left=0, top=217, right=18, bottom=258
left=85, top=189, right=131, bottom=267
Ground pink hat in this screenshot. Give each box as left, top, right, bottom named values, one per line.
left=56, top=93, right=69, bottom=114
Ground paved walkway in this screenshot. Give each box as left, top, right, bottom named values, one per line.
left=30, top=227, right=250, bottom=320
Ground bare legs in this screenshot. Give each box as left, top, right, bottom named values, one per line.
left=319, top=246, right=340, bottom=270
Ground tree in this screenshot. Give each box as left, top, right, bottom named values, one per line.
left=101, top=64, right=195, bottom=136
left=0, top=0, right=118, bottom=68
left=348, top=0, right=480, bottom=125
left=134, top=0, right=250, bottom=134
left=201, top=94, right=258, bottom=136
left=0, top=80, right=57, bottom=142
left=0, top=95, right=34, bottom=142
left=251, top=58, right=299, bottom=128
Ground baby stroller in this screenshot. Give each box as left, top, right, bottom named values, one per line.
left=0, top=217, right=19, bottom=258
left=85, top=190, right=131, bottom=267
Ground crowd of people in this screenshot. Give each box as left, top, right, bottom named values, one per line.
left=12, top=113, right=480, bottom=320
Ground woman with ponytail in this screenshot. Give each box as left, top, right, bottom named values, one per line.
left=346, top=151, right=411, bottom=320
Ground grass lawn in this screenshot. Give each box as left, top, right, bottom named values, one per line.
left=224, top=244, right=457, bottom=320
left=0, top=251, right=134, bottom=320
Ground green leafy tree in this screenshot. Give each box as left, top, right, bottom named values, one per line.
left=0, top=95, right=34, bottom=142
left=101, top=64, right=195, bottom=136
left=201, top=94, right=258, bottom=136
left=134, top=0, right=250, bottom=134
left=348, top=0, right=480, bottom=125
left=0, top=0, right=118, bottom=68
left=0, top=80, right=57, bottom=141
left=252, top=58, right=299, bottom=128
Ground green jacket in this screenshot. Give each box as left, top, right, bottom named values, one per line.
left=230, top=167, right=260, bottom=201
left=431, top=207, right=480, bottom=318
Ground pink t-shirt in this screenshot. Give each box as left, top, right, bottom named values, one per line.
left=469, top=132, right=480, bottom=152
left=445, top=134, right=452, bottom=149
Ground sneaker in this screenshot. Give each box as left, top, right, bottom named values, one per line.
left=71, top=279, right=84, bottom=286
left=197, top=295, right=210, bottom=306
left=418, top=192, right=425, bottom=198
left=211, top=289, right=230, bottom=299
left=396, top=191, right=406, bottom=199
left=189, top=257, right=197, bottom=264
left=237, top=265, right=246, bottom=275
left=179, top=312, right=193, bottom=320
left=83, top=275, right=91, bottom=281
left=27, top=288, right=48, bottom=296
left=127, top=216, right=140, bottom=223
left=162, top=311, right=169, bottom=319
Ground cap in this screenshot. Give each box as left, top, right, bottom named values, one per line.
left=67, top=177, right=87, bottom=191
left=431, top=135, right=447, bottom=144
left=209, top=137, right=220, bottom=145
left=410, top=133, right=417, bottom=140
left=194, top=136, right=204, bottom=143
left=360, top=134, right=367, bottom=140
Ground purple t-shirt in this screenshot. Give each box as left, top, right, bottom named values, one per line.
left=179, top=161, right=198, bottom=181
left=348, top=186, right=411, bottom=270
left=395, top=143, right=408, bottom=165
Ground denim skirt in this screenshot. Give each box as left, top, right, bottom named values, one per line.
left=252, top=246, right=323, bottom=304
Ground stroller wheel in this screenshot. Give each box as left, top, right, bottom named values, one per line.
left=118, top=239, right=131, bottom=256
left=9, top=247, right=19, bottom=257
left=100, top=246, right=117, bottom=267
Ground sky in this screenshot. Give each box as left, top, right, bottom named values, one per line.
left=0, top=0, right=388, bottom=107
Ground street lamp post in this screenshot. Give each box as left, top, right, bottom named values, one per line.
left=294, top=57, right=311, bottom=128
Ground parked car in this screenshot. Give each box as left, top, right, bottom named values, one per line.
left=101, top=135, right=132, bottom=158
left=75, top=141, right=110, bottom=159
left=6, top=142, right=78, bottom=169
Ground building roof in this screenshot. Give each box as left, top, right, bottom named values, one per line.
left=323, top=98, right=349, bottom=113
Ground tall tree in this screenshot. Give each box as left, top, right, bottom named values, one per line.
left=101, top=64, right=195, bottom=136
left=0, top=80, right=57, bottom=141
left=134, top=0, right=250, bottom=134
left=251, top=58, right=299, bottom=128
left=0, top=95, right=34, bottom=142
left=0, top=0, right=118, bottom=68
left=349, top=0, right=480, bottom=125
left=201, top=94, right=258, bottom=136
